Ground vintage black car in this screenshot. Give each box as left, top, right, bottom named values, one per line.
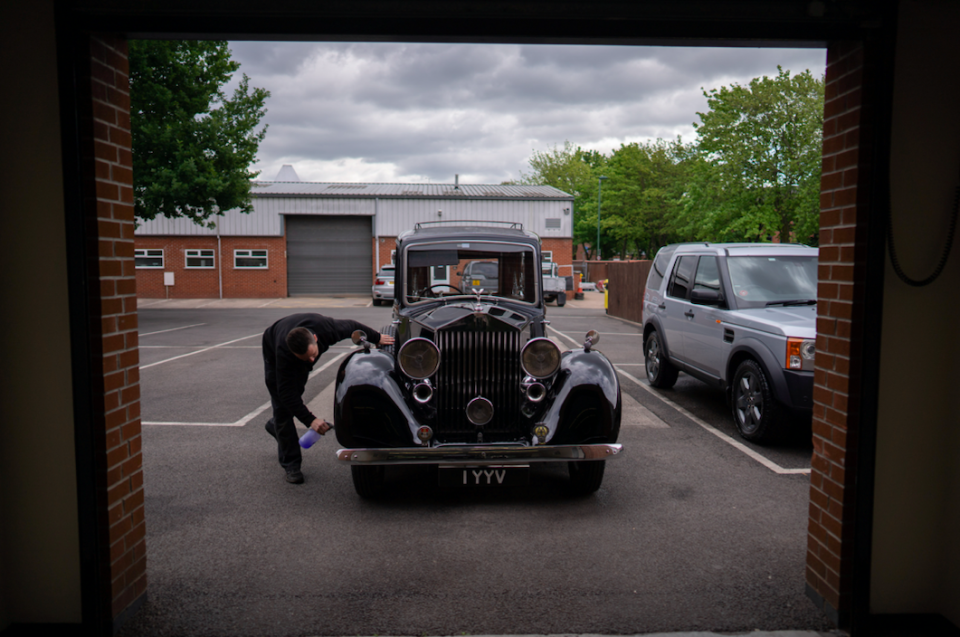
left=333, top=221, right=622, bottom=497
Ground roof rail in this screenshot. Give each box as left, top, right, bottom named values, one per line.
left=413, top=220, right=524, bottom=231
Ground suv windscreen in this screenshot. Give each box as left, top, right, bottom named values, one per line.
left=405, top=244, right=537, bottom=304
left=726, top=255, right=818, bottom=308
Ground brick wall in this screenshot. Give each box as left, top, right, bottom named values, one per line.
left=135, top=236, right=286, bottom=298
left=85, top=36, right=146, bottom=622
left=806, top=40, right=865, bottom=625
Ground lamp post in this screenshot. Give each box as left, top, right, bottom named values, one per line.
left=596, top=175, right=607, bottom=260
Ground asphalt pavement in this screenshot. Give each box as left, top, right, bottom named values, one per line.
left=119, top=292, right=835, bottom=637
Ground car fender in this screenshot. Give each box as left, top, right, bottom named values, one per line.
left=542, top=349, right=622, bottom=445
left=334, top=349, right=419, bottom=448
left=726, top=337, right=791, bottom=406
left=642, top=314, right=676, bottom=362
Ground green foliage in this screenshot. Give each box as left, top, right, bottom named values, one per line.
left=686, top=66, right=824, bottom=244
left=513, top=67, right=825, bottom=257
left=129, top=40, right=270, bottom=226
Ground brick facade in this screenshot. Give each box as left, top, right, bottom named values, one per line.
left=135, top=236, right=286, bottom=298
left=806, top=40, right=868, bottom=625
left=84, top=36, right=146, bottom=622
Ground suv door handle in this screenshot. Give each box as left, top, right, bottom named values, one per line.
left=684, top=310, right=695, bottom=318
left=658, top=303, right=666, bottom=310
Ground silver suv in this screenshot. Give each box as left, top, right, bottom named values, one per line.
left=642, top=243, right=817, bottom=442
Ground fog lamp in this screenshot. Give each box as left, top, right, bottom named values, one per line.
left=417, top=426, right=433, bottom=442
left=466, top=396, right=494, bottom=426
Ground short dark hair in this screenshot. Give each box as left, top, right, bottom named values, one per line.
left=285, top=327, right=314, bottom=355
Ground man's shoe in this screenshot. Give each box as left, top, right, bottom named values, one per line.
left=265, top=420, right=277, bottom=440
left=285, top=469, right=304, bottom=484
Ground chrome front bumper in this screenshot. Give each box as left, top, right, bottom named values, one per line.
left=336, top=443, right=622, bottom=465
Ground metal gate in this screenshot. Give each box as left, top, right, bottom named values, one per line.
left=285, top=215, right=372, bottom=295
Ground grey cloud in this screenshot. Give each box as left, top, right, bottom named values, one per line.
left=229, top=41, right=825, bottom=183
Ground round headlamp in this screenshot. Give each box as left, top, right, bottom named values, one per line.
left=466, top=397, right=494, bottom=426
left=398, top=338, right=440, bottom=379
left=520, top=338, right=561, bottom=379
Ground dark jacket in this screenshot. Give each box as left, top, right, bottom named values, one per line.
left=262, top=313, right=383, bottom=425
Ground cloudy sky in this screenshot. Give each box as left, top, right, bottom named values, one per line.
left=227, top=42, right=826, bottom=185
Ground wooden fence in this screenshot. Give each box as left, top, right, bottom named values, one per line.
left=604, top=260, right=652, bottom=325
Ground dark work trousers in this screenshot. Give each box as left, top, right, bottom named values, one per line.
left=263, top=367, right=303, bottom=471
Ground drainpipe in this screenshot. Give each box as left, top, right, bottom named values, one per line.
left=216, top=215, right=223, bottom=299
left=374, top=198, right=380, bottom=274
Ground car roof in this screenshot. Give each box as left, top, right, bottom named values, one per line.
left=662, top=242, right=818, bottom=257
left=397, top=221, right=540, bottom=246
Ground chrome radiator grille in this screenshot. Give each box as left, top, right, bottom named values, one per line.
left=434, top=328, right=523, bottom=442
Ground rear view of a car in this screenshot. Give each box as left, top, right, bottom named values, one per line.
left=372, top=266, right=395, bottom=306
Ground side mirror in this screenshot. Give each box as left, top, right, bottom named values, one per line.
left=690, top=289, right=724, bottom=307
left=584, top=330, right=600, bottom=352
left=351, top=330, right=371, bottom=351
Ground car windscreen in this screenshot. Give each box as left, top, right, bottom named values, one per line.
left=725, top=255, right=818, bottom=308
left=405, top=243, right=537, bottom=305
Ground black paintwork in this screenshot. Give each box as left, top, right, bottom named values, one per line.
left=334, top=223, right=621, bottom=451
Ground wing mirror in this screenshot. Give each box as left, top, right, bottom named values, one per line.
left=690, top=289, right=724, bottom=307
left=584, top=330, right=600, bottom=352
left=351, top=330, right=372, bottom=351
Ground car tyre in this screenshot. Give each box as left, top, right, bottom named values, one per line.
left=645, top=330, right=679, bottom=388
left=372, top=298, right=381, bottom=306
left=351, top=465, right=385, bottom=498
left=568, top=460, right=605, bottom=494
left=731, top=359, right=781, bottom=443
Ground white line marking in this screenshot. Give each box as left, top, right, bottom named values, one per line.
left=547, top=326, right=581, bottom=348
left=140, top=333, right=261, bottom=370
left=139, top=323, right=206, bottom=337
left=617, top=368, right=810, bottom=476
left=257, top=298, right=282, bottom=308
left=143, top=352, right=349, bottom=427
left=140, top=345, right=262, bottom=349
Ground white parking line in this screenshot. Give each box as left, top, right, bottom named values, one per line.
left=140, top=323, right=206, bottom=337
left=616, top=368, right=810, bottom=476
left=140, top=333, right=262, bottom=370
left=143, top=352, right=348, bottom=426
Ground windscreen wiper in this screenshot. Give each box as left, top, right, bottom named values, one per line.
left=765, top=299, right=818, bottom=307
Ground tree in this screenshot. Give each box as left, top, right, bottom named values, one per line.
left=508, top=141, right=605, bottom=258
left=129, top=40, right=270, bottom=226
left=686, top=66, right=824, bottom=244
left=599, top=138, right=694, bottom=260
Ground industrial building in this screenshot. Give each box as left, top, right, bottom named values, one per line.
left=134, top=166, right=575, bottom=298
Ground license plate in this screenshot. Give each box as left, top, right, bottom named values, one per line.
left=438, top=465, right=529, bottom=487
left=472, top=279, right=481, bottom=286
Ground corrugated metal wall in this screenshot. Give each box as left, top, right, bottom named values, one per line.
left=134, top=195, right=571, bottom=238
left=375, top=199, right=572, bottom=237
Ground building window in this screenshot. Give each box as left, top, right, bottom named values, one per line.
left=390, top=249, right=396, bottom=265
left=135, top=249, right=164, bottom=269
left=185, top=249, right=215, bottom=268
left=542, top=250, right=553, bottom=262
left=545, top=218, right=562, bottom=229
left=234, top=249, right=268, bottom=269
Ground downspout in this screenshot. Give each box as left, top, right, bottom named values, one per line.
left=374, top=198, right=380, bottom=274
left=216, top=215, right=222, bottom=299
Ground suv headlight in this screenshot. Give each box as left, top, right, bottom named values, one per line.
left=521, top=338, right=561, bottom=379
left=786, top=338, right=816, bottom=371
left=398, top=338, right=440, bottom=379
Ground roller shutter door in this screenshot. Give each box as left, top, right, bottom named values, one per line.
left=286, top=215, right=372, bottom=295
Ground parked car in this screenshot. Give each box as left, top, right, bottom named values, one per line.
left=642, top=243, right=818, bottom=443
left=542, top=261, right=567, bottom=306
left=459, top=259, right=499, bottom=294
left=371, top=265, right=395, bottom=306
left=335, top=221, right=623, bottom=497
